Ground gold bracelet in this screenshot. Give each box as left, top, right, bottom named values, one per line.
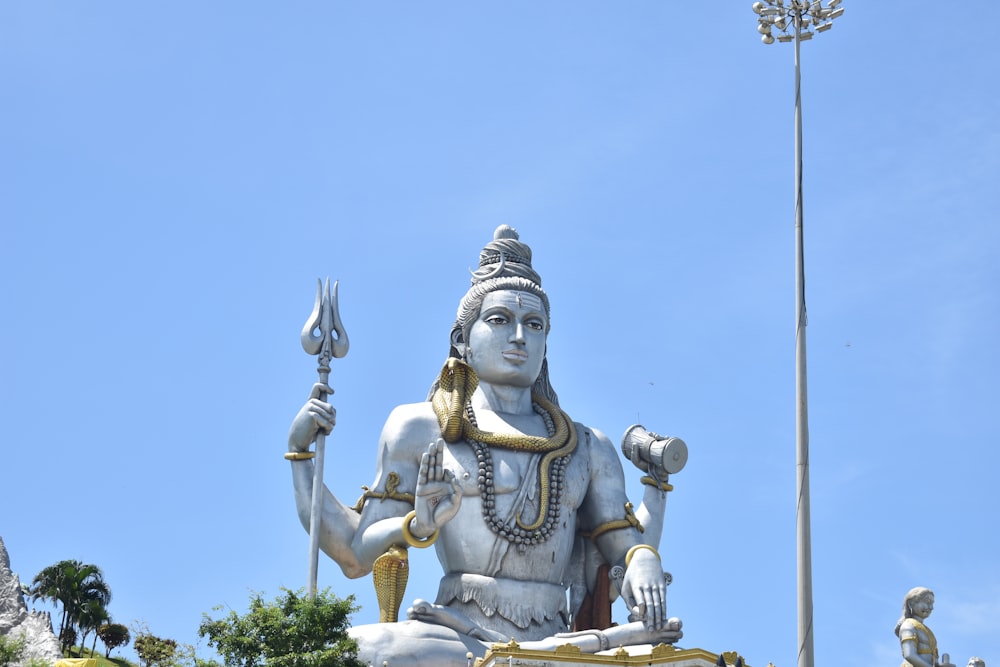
left=625, top=544, right=660, bottom=568
left=284, top=451, right=315, bottom=460
left=400, top=510, right=439, bottom=548
left=640, top=476, right=673, bottom=492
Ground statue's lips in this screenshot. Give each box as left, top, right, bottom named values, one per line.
left=502, top=349, right=528, bottom=362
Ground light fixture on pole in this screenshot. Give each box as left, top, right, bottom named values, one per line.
left=751, top=3, right=844, bottom=667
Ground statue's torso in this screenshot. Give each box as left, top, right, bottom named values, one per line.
left=899, top=618, right=938, bottom=666
left=366, top=401, right=595, bottom=587
left=437, top=437, right=590, bottom=583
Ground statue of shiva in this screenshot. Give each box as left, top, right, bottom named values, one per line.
left=286, top=226, right=686, bottom=667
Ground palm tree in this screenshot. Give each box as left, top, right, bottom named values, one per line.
left=78, top=600, right=110, bottom=655
left=29, top=561, right=72, bottom=641
left=67, top=568, right=111, bottom=653
left=29, top=560, right=112, bottom=653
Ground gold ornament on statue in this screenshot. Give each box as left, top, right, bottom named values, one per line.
left=372, top=545, right=410, bottom=623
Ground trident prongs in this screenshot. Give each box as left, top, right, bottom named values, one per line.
left=301, top=279, right=327, bottom=357
left=301, top=279, right=350, bottom=383
left=328, top=280, right=350, bottom=359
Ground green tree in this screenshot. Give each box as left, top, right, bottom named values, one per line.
left=29, top=560, right=112, bottom=653
left=0, top=634, right=26, bottom=667
left=134, top=633, right=177, bottom=667
left=199, top=588, right=363, bottom=667
left=97, top=623, right=131, bottom=658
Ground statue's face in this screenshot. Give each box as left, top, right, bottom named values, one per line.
left=465, top=290, right=547, bottom=389
left=911, top=595, right=934, bottom=619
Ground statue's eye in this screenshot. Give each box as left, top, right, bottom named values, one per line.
left=525, top=319, right=545, bottom=331
left=485, top=314, right=508, bottom=325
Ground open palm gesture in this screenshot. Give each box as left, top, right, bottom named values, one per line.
left=411, top=440, right=463, bottom=538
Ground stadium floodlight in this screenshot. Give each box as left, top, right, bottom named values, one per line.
left=754, top=0, right=843, bottom=43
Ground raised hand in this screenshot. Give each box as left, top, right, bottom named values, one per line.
left=411, top=440, right=462, bottom=538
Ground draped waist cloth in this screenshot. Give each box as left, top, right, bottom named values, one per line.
left=436, top=573, right=568, bottom=631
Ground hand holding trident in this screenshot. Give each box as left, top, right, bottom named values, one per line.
left=300, top=278, right=349, bottom=597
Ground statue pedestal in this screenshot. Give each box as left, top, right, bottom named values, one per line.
left=477, top=641, right=736, bottom=667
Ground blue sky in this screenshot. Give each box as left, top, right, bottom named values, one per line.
left=2, top=3, right=998, bottom=667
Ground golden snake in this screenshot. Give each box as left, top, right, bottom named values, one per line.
left=430, top=358, right=578, bottom=531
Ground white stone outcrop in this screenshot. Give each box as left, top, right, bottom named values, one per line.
left=0, top=536, right=61, bottom=667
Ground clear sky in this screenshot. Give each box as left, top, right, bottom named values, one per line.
left=2, top=3, right=998, bottom=667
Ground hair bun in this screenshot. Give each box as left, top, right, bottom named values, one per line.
left=494, top=225, right=519, bottom=241
left=472, top=226, right=539, bottom=286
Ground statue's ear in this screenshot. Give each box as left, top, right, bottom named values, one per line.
left=450, top=328, right=468, bottom=358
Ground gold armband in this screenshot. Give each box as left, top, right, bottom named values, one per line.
left=625, top=544, right=660, bottom=567
left=351, top=472, right=416, bottom=513
left=640, top=475, right=673, bottom=492
left=284, top=451, right=315, bottom=460
left=585, top=502, right=645, bottom=540
left=401, top=510, right=439, bottom=548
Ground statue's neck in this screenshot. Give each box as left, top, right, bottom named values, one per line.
left=471, top=383, right=533, bottom=415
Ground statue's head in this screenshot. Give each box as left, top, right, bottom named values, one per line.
left=451, top=225, right=550, bottom=341
left=903, top=587, right=935, bottom=619
left=967, top=658, right=985, bottom=667
left=894, top=586, right=936, bottom=637
left=431, top=225, right=559, bottom=403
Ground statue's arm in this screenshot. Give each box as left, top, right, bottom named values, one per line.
left=622, top=427, right=684, bottom=550
left=286, top=383, right=369, bottom=578
left=634, top=484, right=666, bottom=548
left=288, top=457, right=368, bottom=578
left=290, top=454, right=417, bottom=579
left=578, top=428, right=645, bottom=561
left=579, top=427, right=668, bottom=630
left=350, top=404, right=449, bottom=569
left=286, top=393, right=431, bottom=578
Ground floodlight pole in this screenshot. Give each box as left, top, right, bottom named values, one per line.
left=752, top=4, right=844, bottom=667
left=792, top=17, right=813, bottom=667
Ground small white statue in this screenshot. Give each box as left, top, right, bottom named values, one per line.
left=894, top=587, right=955, bottom=667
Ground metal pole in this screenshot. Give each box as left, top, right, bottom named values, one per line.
left=793, top=14, right=814, bottom=667
left=308, top=405, right=329, bottom=598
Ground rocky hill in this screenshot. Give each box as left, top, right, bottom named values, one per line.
left=0, top=536, right=61, bottom=667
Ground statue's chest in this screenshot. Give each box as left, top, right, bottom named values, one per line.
left=444, top=440, right=588, bottom=508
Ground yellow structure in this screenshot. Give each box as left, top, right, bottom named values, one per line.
left=55, top=660, right=98, bottom=667
left=476, top=640, right=749, bottom=667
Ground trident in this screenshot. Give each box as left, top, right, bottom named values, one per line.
left=300, top=278, right=349, bottom=598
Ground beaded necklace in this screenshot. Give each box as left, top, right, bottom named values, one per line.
left=464, top=401, right=572, bottom=546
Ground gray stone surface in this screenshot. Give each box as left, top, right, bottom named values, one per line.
left=0, top=536, right=61, bottom=667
